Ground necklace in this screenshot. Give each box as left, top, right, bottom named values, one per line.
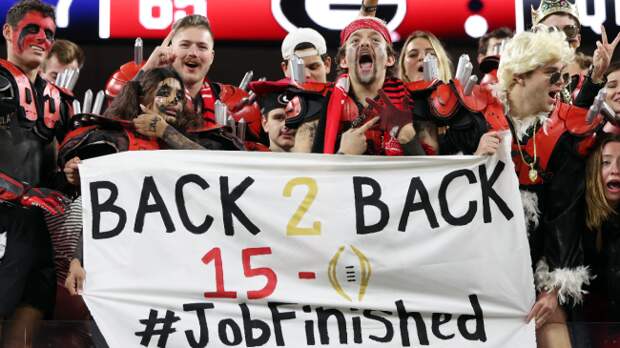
left=508, top=117, right=539, bottom=182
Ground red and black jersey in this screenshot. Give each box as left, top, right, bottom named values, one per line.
left=0, top=59, right=73, bottom=187
left=323, top=77, right=409, bottom=156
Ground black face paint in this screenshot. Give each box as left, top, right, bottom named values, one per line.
left=156, top=84, right=172, bottom=97
left=155, top=84, right=184, bottom=104
left=19, top=24, right=40, bottom=46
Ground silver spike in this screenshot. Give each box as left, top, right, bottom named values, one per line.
left=215, top=100, right=228, bottom=126
left=54, top=70, right=63, bottom=85
left=237, top=117, right=247, bottom=142
left=463, top=75, right=478, bottom=96
left=72, top=99, right=81, bottom=114
left=134, top=38, right=143, bottom=65
left=586, top=89, right=606, bottom=124
left=238, top=71, right=253, bottom=91
left=82, top=89, right=93, bottom=114
left=423, top=55, right=433, bottom=81
left=227, top=115, right=236, bottom=135
left=64, top=69, right=76, bottom=89
left=289, top=55, right=305, bottom=84
left=68, top=68, right=80, bottom=90
left=461, top=62, right=473, bottom=86
left=92, top=90, right=105, bottom=115
left=455, top=54, right=470, bottom=82
left=601, top=101, right=616, bottom=122
left=58, top=70, right=68, bottom=87
left=430, top=56, right=439, bottom=80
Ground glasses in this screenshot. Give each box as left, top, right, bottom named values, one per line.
left=557, top=25, right=580, bottom=40
left=548, top=71, right=571, bottom=86
left=531, top=24, right=580, bottom=41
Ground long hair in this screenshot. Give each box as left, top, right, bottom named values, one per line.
left=586, top=133, right=620, bottom=231
left=104, top=67, right=200, bottom=131
left=398, top=31, right=453, bottom=83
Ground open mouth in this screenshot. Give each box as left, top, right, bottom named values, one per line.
left=358, top=51, right=374, bottom=72
left=607, top=180, right=620, bottom=192
left=417, top=66, right=424, bottom=73
left=184, top=61, right=200, bottom=69
left=548, top=90, right=560, bottom=102
left=30, top=45, right=44, bottom=54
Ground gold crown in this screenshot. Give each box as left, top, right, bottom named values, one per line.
left=531, top=0, right=580, bottom=26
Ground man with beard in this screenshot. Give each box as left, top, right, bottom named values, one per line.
left=140, top=15, right=263, bottom=140
left=313, top=16, right=422, bottom=156
left=278, top=0, right=378, bottom=84
left=0, top=0, right=74, bottom=346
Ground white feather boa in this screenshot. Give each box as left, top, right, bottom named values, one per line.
left=534, top=259, right=592, bottom=305
left=520, top=190, right=541, bottom=232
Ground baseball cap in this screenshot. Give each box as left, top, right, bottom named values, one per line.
left=281, top=28, right=327, bottom=60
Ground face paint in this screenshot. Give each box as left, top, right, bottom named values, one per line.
left=11, top=11, right=55, bottom=54
left=151, top=78, right=185, bottom=122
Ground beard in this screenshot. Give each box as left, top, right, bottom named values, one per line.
left=354, top=64, right=378, bottom=86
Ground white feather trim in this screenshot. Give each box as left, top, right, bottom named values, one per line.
left=534, top=259, right=592, bottom=305
left=520, top=190, right=541, bottom=231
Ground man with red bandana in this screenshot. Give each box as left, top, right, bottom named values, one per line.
left=311, top=16, right=426, bottom=156
left=0, top=0, right=73, bottom=346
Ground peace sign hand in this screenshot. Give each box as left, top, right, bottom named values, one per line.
left=142, top=30, right=177, bottom=72
left=592, top=25, right=620, bottom=83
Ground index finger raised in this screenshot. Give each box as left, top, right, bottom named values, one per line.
left=358, top=116, right=380, bottom=132
left=161, top=29, right=176, bottom=48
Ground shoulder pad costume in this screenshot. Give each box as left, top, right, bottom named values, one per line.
left=0, top=59, right=72, bottom=186
left=59, top=114, right=160, bottom=167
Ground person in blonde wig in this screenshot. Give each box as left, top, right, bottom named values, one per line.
left=398, top=31, right=453, bottom=83
left=497, top=26, right=594, bottom=348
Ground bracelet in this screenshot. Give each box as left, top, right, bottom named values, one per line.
left=361, top=1, right=377, bottom=12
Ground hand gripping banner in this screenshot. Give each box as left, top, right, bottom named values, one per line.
left=79, top=136, right=536, bottom=347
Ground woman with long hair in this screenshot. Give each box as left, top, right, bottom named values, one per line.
left=103, top=67, right=203, bottom=150
left=583, top=132, right=620, bottom=347
left=398, top=31, right=453, bottom=83
left=60, top=68, right=206, bottom=300
left=398, top=31, right=454, bottom=154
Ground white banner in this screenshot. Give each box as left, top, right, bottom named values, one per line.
left=79, top=138, right=536, bottom=347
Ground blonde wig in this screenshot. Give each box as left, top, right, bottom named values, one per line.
left=398, top=31, right=453, bottom=83
left=497, top=25, right=574, bottom=92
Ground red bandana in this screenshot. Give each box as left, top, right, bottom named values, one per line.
left=340, top=17, right=391, bottom=45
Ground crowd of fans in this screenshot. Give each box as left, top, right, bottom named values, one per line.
left=1, top=0, right=620, bottom=347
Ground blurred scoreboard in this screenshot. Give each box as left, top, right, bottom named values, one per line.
left=0, top=0, right=615, bottom=43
